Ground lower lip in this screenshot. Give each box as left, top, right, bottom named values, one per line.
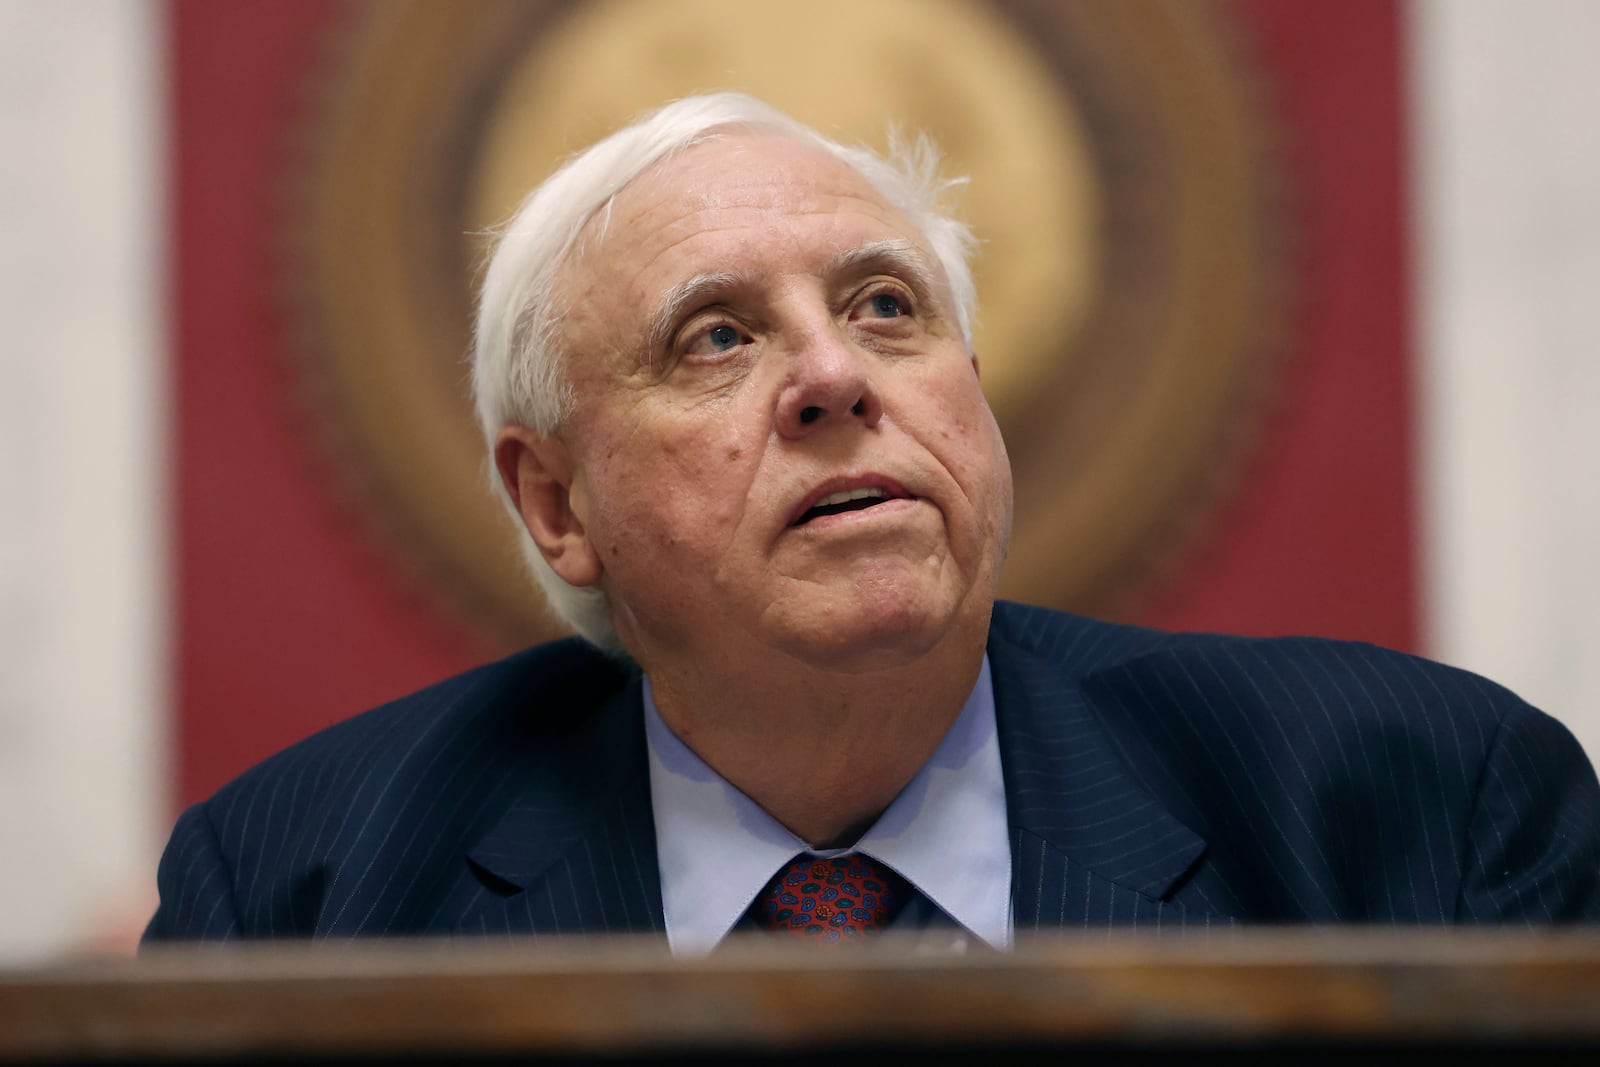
left=791, top=497, right=919, bottom=532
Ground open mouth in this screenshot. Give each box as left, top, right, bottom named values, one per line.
left=792, top=487, right=906, bottom=526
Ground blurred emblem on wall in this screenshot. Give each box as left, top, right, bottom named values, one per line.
left=284, top=0, right=1288, bottom=649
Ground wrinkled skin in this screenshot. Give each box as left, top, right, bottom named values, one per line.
left=503, top=134, right=1011, bottom=670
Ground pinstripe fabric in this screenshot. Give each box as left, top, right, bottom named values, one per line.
left=145, top=639, right=664, bottom=940
left=992, top=607, right=1599, bottom=924
left=145, top=603, right=1600, bottom=943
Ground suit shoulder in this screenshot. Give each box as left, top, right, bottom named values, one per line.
left=150, top=637, right=638, bottom=939
left=990, top=600, right=1181, bottom=672
left=994, top=601, right=1541, bottom=772
left=994, top=604, right=1597, bottom=921
left=992, top=602, right=1534, bottom=736
left=1085, top=627, right=1541, bottom=777
left=1159, top=632, right=1527, bottom=725
left=201, top=638, right=633, bottom=818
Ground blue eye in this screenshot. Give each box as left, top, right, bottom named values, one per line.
left=869, top=293, right=904, bottom=318
left=707, top=324, right=741, bottom=350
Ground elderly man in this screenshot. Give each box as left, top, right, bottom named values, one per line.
left=146, top=94, right=1599, bottom=950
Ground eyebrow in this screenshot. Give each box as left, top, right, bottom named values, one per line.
left=642, top=270, right=755, bottom=361
left=825, top=239, right=943, bottom=301
left=639, top=239, right=945, bottom=359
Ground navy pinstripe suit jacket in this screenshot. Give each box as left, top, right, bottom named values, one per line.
left=145, top=602, right=1600, bottom=941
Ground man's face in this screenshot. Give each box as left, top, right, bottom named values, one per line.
left=543, top=133, right=1012, bottom=673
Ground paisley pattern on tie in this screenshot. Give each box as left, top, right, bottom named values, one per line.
left=752, top=854, right=908, bottom=943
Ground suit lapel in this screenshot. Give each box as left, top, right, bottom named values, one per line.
left=458, top=675, right=665, bottom=937
left=453, top=608, right=1220, bottom=937
left=988, top=625, right=1217, bottom=932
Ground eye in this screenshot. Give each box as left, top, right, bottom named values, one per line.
left=868, top=292, right=905, bottom=318
left=850, top=286, right=911, bottom=323
left=707, top=323, right=741, bottom=350
left=680, top=317, right=752, bottom=361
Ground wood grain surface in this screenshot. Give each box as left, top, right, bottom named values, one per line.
left=2, top=929, right=1598, bottom=1061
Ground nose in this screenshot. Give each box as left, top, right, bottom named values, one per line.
left=774, top=329, right=884, bottom=439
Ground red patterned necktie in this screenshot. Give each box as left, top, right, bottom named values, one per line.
left=752, top=853, right=910, bottom=944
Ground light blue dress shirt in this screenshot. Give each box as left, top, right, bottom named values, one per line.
left=642, top=654, right=1013, bottom=956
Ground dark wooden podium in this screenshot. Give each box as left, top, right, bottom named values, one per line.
left=3, top=930, right=1599, bottom=1063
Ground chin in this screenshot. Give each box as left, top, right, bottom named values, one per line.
left=771, top=591, right=962, bottom=673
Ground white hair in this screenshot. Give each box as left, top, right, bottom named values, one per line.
left=471, top=92, right=977, bottom=651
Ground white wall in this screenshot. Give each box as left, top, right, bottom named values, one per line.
left=1412, top=0, right=1600, bottom=763
left=0, top=0, right=167, bottom=959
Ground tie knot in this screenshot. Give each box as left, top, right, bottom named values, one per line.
left=752, top=853, right=908, bottom=944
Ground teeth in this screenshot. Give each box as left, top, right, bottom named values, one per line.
left=813, top=487, right=888, bottom=509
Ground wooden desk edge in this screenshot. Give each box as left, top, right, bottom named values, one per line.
left=3, top=928, right=1599, bottom=1060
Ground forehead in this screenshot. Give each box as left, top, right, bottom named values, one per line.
left=561, top=133, right=928, bottom=303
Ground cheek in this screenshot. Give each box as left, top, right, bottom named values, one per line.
left=919, top=369, right=996, bottom=461
left=918, top=370, right=1013, bottom=535
left=590, top=413, right=761, bottom=563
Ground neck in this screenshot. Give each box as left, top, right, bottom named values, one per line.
left=641, top=617, right=989, bottom=849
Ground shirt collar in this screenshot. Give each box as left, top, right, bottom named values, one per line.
left=643, top=656, right=1011, bottom=955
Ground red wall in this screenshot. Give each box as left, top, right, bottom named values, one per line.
left=171, top=0, right=1415, bottom=807
left=1139, top=0, right=1417, bottom=644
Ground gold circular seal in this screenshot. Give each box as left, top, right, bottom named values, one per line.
left=286, top=0, right=1286, bottom=648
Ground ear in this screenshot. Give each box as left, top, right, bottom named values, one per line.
left=493, top=426, right=604, bottom=587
